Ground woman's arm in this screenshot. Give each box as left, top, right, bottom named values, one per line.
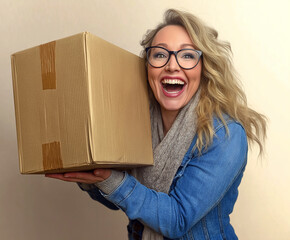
left=77, top=182, right=120, bottom=210
left=99, top=122, right=248, bottom=238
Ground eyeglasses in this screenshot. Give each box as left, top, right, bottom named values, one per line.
left=145, top=46, right=202, bottom=70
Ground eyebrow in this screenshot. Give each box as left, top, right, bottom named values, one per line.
left=154, top=43, right=196, bottom=49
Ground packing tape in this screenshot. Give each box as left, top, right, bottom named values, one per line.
left=40, top=41, right=63, bottom=171
left=42, top=141, right=63, bottom=171
left=40, top=41, right=56, bottom=90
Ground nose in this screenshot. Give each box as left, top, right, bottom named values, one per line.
left=165, top=54, right=180, bottom=72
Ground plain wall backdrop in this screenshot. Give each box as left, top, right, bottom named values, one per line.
left=1, top=0, right=289, bottom=239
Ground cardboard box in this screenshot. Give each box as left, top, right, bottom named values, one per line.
left=11, top=32, right=153, bottom=174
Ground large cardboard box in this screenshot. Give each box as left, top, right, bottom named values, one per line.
left=11, top=32, right=153, bottom=174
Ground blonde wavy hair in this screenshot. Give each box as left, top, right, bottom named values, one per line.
left=140, top=9, right=267, bottom=154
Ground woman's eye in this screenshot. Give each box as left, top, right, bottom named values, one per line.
left=181, top=53, right=195, bottom=59
left=153, top=52, right=167, bottom=59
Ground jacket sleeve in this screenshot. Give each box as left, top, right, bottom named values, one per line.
left=88, top=122, right=248, bottom=238
left=77, top=183, right=119, bottom=210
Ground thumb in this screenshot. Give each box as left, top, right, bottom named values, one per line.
left=93, top=169, right=112, bottom=180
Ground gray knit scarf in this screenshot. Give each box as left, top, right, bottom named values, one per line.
left=131, top=89, right=200, bottom=240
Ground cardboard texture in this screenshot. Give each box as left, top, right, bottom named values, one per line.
left=11, top=32, right=153, bottom=174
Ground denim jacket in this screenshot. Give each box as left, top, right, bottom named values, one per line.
left=79, top=117, right=248, bottom=240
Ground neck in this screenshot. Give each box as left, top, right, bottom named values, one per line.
left=161, top=108, right=179, bottom=136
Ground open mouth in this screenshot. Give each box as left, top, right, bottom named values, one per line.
left=161, top=79, right=186, bottom=96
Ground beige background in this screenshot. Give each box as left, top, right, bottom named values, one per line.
left=1, top=0, right=289, bottom=239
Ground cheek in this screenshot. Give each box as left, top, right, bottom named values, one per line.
left=186, top=66, right=202, bottom=95
left=189, top=64, right=202, bottom=84
left=147, top=75, right=154, bottom=89
left=147, top=68, right=160, bottom=92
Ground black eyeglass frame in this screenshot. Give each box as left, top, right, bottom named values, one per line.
left=145, top=46, right=203, bottom=70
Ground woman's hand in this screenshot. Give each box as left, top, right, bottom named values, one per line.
left=45, top=169, right=112, bottom=184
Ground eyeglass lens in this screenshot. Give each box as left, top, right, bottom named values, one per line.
left=147, top=47, right=201, bottom=69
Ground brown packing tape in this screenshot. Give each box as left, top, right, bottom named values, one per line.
left=40, top=41, right=63, bottom=171
left=40, top=41, right=56, bottom=90
left=42, top=142, right=63, bottom=170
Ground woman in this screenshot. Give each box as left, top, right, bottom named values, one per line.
left=46, top=9, right=267, bottom=240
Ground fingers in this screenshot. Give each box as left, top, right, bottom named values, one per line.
left=45, top=173, right=67, bottom=181
left=63, top=172, right=96, bottom=180
left=45, top=169, right=112, bottom=184
left=46, top=175, right=102, bottom=183
left=45, top=172, right=98, bottom=183
left=45, top=174, right=83, bottom=183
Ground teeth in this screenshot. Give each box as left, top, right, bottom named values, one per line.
left=161, top=79, right=185, bottom=85
left=164, top=89, right=180, bottom=94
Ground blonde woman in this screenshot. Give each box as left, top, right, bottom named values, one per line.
left=46, top=9, right=267, bottom=240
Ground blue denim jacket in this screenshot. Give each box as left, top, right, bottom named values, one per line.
left=79, top=117, right=248, bottom=240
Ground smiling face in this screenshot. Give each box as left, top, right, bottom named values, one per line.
left=147, top=25, right=202, bottom=117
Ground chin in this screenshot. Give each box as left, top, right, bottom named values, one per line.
left=160, top=100, right=185, bottom=112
